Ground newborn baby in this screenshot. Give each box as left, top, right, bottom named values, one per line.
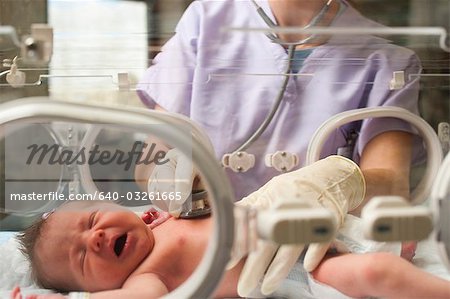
left=15, top=200, right=243, bottom=298
left=13, top=200, right=450, bottom=299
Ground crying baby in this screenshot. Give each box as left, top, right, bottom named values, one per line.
left=16, top=200, right=243, bottom=299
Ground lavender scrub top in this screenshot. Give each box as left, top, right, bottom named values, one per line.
left=137, top=0, right=423, bottom=200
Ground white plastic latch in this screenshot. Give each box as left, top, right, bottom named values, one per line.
left=265, top=151, right=299, bottom=172
left=389, top=71, right=405, bottom=90
left=257, top=200, right=336, bottom=244
left=222, top=151, right=255, bottom=173
left=5, top=57, right=26, bottom=88
left=21, top=23, right=53, bottom=64
left=118, top=72, right=130, bottom=91
left=362, top=196, right=433, bottom=242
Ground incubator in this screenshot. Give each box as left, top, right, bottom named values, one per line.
left=0, top=0, right=449, bottom=298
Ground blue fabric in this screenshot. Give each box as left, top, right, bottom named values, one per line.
left=0, top=231, right=16, bottom=245
left=291, top=49, right=313, bottom=73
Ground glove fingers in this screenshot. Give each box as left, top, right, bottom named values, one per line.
left=237, top=190, right=274, bottom=209
left=261, top=244, right=305, bottom=295
left=226, top=255, right=242, bottom=271
left=303, top=242, right=331, bottom=272
left=237, top=241, right=278, bottom=297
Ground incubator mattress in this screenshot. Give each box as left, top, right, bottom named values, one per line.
left=0, top=216, right=449, bottom=299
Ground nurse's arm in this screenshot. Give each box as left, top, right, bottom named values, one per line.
left=350, top=130, right=413, bottom=216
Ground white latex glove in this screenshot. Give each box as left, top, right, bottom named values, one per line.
left=234, top=155, right=366, bottom=297
left=147, top=148, right=197, bottom=217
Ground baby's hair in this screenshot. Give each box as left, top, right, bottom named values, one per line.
left=16, top=215, right=53, bottom=289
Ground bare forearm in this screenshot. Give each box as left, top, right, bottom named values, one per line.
left=312, top=252, right=450, bottom=299
left=89, top=274, right=168, bottom=299
left=87, top=289, right=161, bottom=299
left=351, top=167, right=410, bottom=215
left=350, top=131, right=412, bottom=215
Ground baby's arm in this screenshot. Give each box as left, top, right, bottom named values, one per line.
left=88, top=273, right=168, bottom=299
left=312, top=252, right=450, bottom=299
left=11, top=274, right=168, bottom=299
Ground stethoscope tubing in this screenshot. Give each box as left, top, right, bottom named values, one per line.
left=231, top=0, right=335, bottom=153
left=232, top=44, right=295, bottom=152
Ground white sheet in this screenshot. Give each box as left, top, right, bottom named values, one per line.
left=1, top=225, right=450, bottom=299
left=0, top=233, right=54, bottom=298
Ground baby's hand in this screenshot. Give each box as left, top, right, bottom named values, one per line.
left=141, top=207, right=171, bottom=229
left=11, top=286, right=66, bottom=299
left=11, top=286, right=25, bottom=299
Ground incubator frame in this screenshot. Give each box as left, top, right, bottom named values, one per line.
left=76, top=107, right=214, bottom=197
left=1, top=0, right=449, bottom=295
left=431, top=147, right=450, bottom=270
left=306, top=106, right=443, bottom=205
left=0, top=97, right=235, bottom=299
left=227, top=25, right=450, bottom=53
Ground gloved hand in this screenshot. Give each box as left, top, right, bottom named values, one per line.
left=233, top=155, right=366, bottom=297
left=147, top=148, right=198, bottom=217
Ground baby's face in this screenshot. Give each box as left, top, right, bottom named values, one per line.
left=36, top=201, right=154, bottom=292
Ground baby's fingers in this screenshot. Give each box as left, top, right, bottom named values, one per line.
left=11, top=286, right=22, bottom=299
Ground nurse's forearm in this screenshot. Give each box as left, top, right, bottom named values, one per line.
left=349, top=131, right=413, bottom=216
left=350, top=168, right=410, bottom=216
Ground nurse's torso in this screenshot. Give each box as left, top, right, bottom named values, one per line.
left=187, top=0, right=408, bottom=200
left=141, top=0, right=420, bottom=200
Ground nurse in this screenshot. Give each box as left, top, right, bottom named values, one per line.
left=136, top=0, right=422, bottom=296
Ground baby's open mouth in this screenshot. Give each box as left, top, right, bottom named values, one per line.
left=114, top=233, right=127, bottom=257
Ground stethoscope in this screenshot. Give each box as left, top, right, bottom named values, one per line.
left=32, top=1, right=339, bottom=220
left=221, top=0, right=337, bottom=173
left=194, top=0, right=338, bottom=218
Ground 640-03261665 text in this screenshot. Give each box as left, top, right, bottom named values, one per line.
left=9, top=191, right=182, bottom=202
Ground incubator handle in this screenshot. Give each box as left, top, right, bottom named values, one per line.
left=362, top=196, right=433, bottom=242
left=256, top=201, right=336, bottom=244
left=231, top=202, right=336, bottom=264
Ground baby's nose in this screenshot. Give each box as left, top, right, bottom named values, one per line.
left=88, top=229, right=105, bottom=252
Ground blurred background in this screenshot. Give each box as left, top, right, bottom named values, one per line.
left=0, top=0, right=449, bottom=229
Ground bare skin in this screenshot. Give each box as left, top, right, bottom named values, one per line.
left=268, top=0, right=341, bottom=47
left=12, top=205, right=450, bottom=299
left=312, top=252, right=450, bottom=299
left=14, top=201, right=242, bottom=299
